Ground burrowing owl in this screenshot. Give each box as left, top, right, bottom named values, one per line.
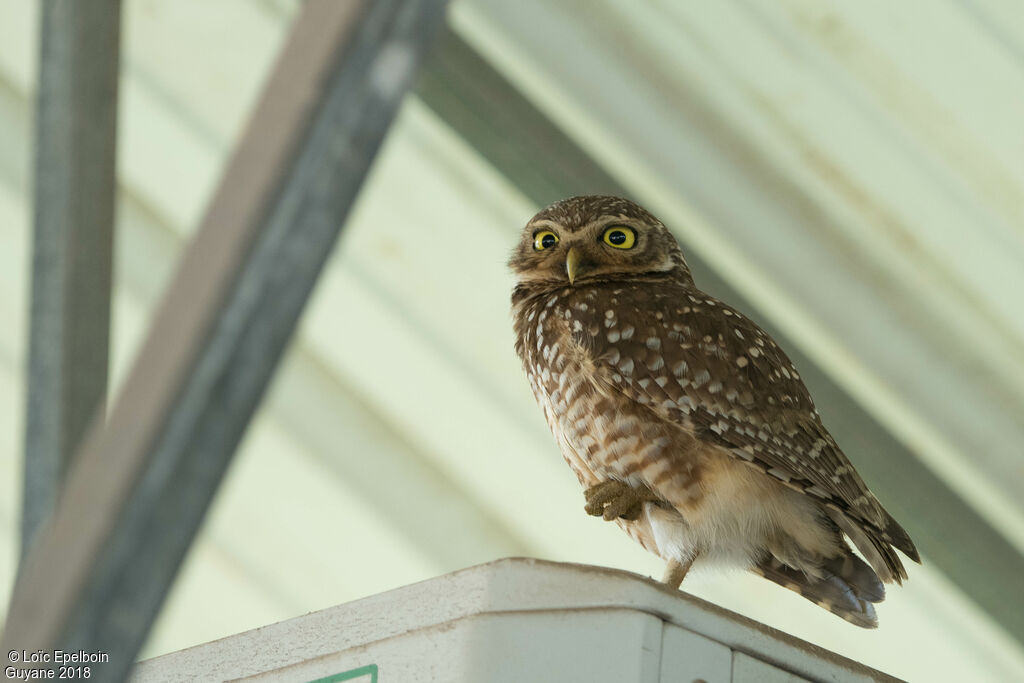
left=509, top=195, right=919, bottom=627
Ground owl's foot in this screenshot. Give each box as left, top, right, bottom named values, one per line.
left=583, top=479, right=660, bottom=521
left=662, top=556, right=696, bottom=590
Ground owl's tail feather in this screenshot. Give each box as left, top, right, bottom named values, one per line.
left=826, top=508, right=911, bottom=585
left=752, top=554, right=882, bottom=629
left=882, top=512, right=920, bottom=564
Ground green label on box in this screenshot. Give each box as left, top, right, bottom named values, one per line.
left=307, top=664, right=378, bottom=683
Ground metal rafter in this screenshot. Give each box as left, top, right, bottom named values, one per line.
left=22, top=0, right=121, bottom=558
left=1, top=1, right=448, bottom=680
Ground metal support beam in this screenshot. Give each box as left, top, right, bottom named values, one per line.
left=22, top=0, right=120, bottom=558
left=416, top=28, right=623, bottom=207
left=416, top=29, right=1024, bottom=647
left=1, top=1, right=448, bottom=680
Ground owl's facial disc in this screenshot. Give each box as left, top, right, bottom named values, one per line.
left=511, top=218, right=672, bottom=286
left=510, top=196, right=693, bottom=289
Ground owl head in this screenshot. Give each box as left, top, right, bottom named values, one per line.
left=508, top=195, right=692, bottom=289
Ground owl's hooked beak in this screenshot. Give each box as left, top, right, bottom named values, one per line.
left=566, top=246, right=582, bottom=285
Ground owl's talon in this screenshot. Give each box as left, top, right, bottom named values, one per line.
left=583, top=480, right=627, bottom=516
left=602, top=493, right=642, bottom=520
left=583, top=480, right=658, bottom=521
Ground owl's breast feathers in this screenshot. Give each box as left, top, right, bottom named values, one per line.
left=513, top=279, right=918, bottom=577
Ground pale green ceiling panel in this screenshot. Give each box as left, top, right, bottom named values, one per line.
left=0, top=1, right=1022, bottom=682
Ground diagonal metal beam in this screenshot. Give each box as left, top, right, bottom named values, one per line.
left=416, top=28, right=1024, bottom=647
left=1, top=1, right=448, bottom=680
left=416, top=28, right=623, bottom=207
left=22, top=0, right=121, bottom=558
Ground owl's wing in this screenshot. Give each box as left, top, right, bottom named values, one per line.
left=570, top=284, right=915, bottom=561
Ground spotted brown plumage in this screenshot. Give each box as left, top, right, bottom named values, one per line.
left=509, top=195, right=920, bottom=628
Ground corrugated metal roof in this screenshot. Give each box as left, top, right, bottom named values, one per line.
left=0, top=1, right=1022, bottom=680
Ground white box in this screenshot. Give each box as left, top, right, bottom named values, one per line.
left=131, top=558, right=899, bottom=682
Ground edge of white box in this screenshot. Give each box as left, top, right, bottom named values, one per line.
left=129, top=557, right=899, bottom=683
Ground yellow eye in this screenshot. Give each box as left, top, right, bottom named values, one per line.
left=533, top=230, right=559, bottom=251
left=603, top=226, right=636, bottom=249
